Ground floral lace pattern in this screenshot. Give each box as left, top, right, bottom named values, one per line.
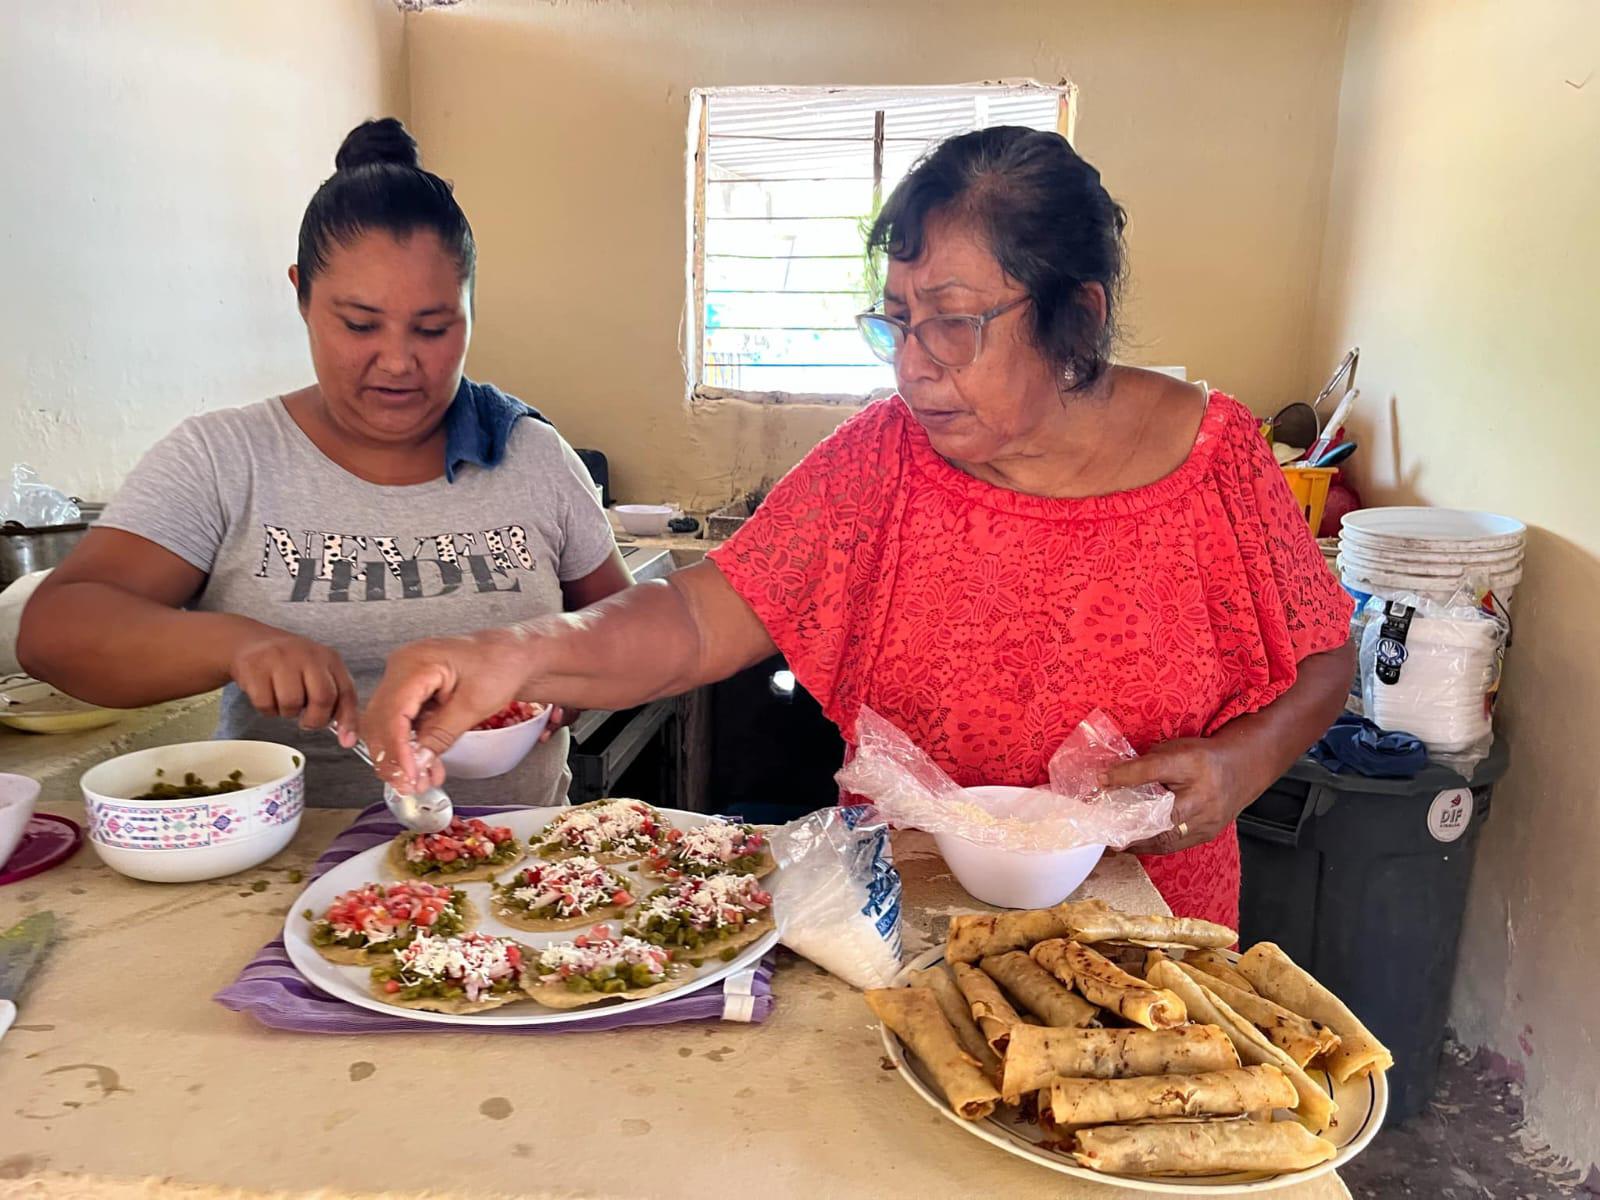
left=710, top=393, right=1352, bottom=925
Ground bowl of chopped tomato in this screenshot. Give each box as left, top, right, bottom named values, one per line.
left=438, top=701, right=552, bottom=780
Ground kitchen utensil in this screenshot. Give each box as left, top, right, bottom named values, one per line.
left=1312, top=346, right=1360, bottom=413
left=1268, top=402, right=1319, bottom=451
left=0, top=911, right=58, bottom=1043
left=0, top=814, right=82, bottom=886
left=1306, top=388, right=1359, bottom=465
left=1312, top=440, right=1358, bottom=468
left=335, top=726, right=453, bottom=833
left=280, top=804, right=778, bottom=1028
left=0, top=673, right=126, bottom=734
left=438, top=704, right=551, bottom=780
left=0, top=773, right=40, bottom=868
left=613, top=505, right=674, bottom=536
left=81, top=740, right=304, bottom=882
left=932, top=787, right=1105, bottom=907
left=0, top=522, right=90, bottom=588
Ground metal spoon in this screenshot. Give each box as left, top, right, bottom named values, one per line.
left=330, top=724, right=454, bottom=833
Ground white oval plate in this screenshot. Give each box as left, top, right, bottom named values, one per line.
left=878, top=946, right=1387, bottom=1194
left=284, top=806, right=778, bottom=1026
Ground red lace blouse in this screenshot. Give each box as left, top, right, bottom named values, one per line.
left=708, top=392, right=1352, bottom=928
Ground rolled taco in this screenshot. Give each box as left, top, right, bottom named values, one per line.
left=979, top=951, right=1098, bottom=1029
left=1172, top=960, right=1340, bottom=1068
left=1049, top=1065, right=1298, bottom=1128
left=1001, top=1023, right=1240, bottom=1102
left=1185, top=948, right=1258, bottom=993
left=1149, top=957, right=1336, bottom=1130
left=1237, top=942, right=1394, bottom=1083
left=1071, top=1118, right=1338, bottom=1176
left=951, top=961, right=1024, bottom=1055
left=1060, top=898, right=1236, bottom=949
left=946, top=904, right=1082, bottom=965
left=907, top=965, right=1003, bottom=1083
left=866, top=986, right=1000, bottom=1120
left=1032, top=939, right=1186, bottom=1030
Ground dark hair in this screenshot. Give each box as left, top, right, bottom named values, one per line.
left=868, top=126, right=1127, bottom=389
left=295, top=117, right=476, bottom=303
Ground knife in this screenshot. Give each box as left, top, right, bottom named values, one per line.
left=0, top=911, right=57, bottom=1044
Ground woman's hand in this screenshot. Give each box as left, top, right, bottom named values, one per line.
left=227, top=624, right=359, bottom=736
left=1101, top=737, right=1252, bottom=856
left=361, top=629, right=533, bottom=791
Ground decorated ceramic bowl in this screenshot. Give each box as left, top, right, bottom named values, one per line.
left=79, top=740, right=305, bottom=883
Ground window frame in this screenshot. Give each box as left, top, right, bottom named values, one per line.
left=684, top=82, right=1079, bottom=407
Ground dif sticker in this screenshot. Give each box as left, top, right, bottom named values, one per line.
left=1428, top=788, right=1474, bottom=843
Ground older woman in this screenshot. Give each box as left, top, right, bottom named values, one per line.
left=361, top=127, right=1353, bottom=926
left=18, top=118, right=628, bottom=807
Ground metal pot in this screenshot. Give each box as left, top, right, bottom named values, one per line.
left=1, top=522, right=89, bottom=588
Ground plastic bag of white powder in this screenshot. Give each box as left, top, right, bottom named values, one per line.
left=770, top=805, right=903, bottom=990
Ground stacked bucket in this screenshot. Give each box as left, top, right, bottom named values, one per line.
left=1337, top=508, right=1526, bottom=614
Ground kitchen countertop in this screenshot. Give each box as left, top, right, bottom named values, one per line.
left=0, top=803, right=1349, bottom=1200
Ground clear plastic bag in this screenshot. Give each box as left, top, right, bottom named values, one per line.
left=833, top=706, right=1174, bottom=852
left=769, top=804, right=903, bottom=990
left=1359, top=582, right=1507, bottom=775
left=2, top=464, right=80, bottom=527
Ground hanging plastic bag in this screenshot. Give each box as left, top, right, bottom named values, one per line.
left=768, top=804, right=903, bottom=990
left=833, top=706, right=1174, bottom=852
left=1360, top=581, right=1506, bottom=775
left=2, top=465, right=81, bottom=527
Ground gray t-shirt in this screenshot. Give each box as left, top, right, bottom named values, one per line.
left=98, top=397, right=616, bottom=807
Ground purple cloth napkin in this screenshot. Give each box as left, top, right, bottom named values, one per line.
left=214, top=804, right=776, bottom=1033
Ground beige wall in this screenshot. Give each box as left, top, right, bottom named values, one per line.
left=405, top=0, right=1350, bottom=507
left=0, top=0, right=407, bottom=502
left=1310, top=0, right=1600, bottom=1166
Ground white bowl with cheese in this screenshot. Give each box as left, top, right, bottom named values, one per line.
left=932, top=786, right=1105, bottom=909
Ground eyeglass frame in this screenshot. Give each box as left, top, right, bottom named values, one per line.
left=854, top=296, right=1032, bottom=369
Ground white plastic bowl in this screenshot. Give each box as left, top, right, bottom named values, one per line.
left=932, top=786, right=1106, bottom=909
left=614, top=504, right=674, bottom=536
left=80, top=740, right=305, bottom=883
left=0, top=773, right=40, bottom=869
left=438, top=704, right=552, bottom=780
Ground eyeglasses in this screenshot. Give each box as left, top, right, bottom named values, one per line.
left=855, top=297, right=1030, bottom=369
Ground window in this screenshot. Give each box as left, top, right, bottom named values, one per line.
left=687, top=83, right=1076, bottom=401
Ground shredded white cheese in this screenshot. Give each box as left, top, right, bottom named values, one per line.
left=535, top=934, right=669, bottom=980
left=673, top=822, right=759, bottom=867
left=396, top=932, right=520, bottom=1000
left=638, top=874, right=769, bottom=931
left=541, top=800, right=660, bottom=855
left=507, top=856, right=621, bottom=917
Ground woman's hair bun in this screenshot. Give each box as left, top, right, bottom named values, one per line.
left=335, top=117, right=421, bottom=172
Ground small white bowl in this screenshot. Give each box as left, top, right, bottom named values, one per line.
left=933, top=786, right=1106, bottom=909
left=439, top=705, right=552, bottom=780
left=614, top=504, right=674, bottom=536
left=0, top=773, right=41, bottom=869
left=80, top=740, right=304, bottom=883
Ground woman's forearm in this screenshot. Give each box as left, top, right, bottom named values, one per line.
left=1211, top=640, right=1356, bottom=809
left=17, top=581, right=255, bottom=707
left=507, top=563, right=776, bottom=712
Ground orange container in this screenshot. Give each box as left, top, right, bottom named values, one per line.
left=1281, top=466, right=1336, bottom=532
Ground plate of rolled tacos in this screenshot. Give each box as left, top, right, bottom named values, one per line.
left=867, top=899, right=1391, bottom=1191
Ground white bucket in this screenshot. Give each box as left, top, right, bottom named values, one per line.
left=1340, top=507, right=1527, bottom=551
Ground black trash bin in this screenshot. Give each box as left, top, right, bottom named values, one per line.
left=1237, top=737, right=1510, bottom=1122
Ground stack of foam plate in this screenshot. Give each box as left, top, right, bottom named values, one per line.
left=1338, top=508, right=1526, bottom=613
